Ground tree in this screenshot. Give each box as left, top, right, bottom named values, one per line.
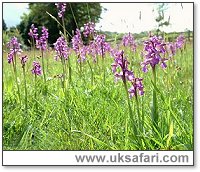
left=3, top=19, right=7, bottom=31
left=17, top=2, right=103, bottom=46
left=185, top=28, right=192, bottom=42
left=154, top=3, right=170, bottom=36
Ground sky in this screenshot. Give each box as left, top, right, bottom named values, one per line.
left=3, top=3, right=29, bottom=28
left=3, top=3, right=193, bottom=33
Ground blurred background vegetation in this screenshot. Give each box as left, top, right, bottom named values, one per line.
left=3, top=2, right=193, bottom=49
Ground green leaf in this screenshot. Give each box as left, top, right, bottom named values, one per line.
left=46, top=11, right=72, bottom=38
left=72, top=130, right=116, bottom=150
left=166, top=121, right=173, bottom=148
left=150, top=80, right=186, bottom=134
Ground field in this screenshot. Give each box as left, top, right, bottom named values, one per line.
left=3, top=38, right=193, bottom=150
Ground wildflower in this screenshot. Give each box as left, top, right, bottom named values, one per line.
left=83, top=22, right=96, bottom=37
left=111, top=50, right=134, bottom=82
left=111, top=50, right=144, bottom=101
left=141, top=35, right=168, bottom=72
left=87, top=41, right=98, bottom=62
left=31, top=61, right=42, bottom=75
left=94, top=34, right=111, bottom=56
left=54, top=36, right=70, bottom=61
left=7, top=37, right=22, bottom=64
left=128, top=78, right=144, bottom=98
left=78, top=46, right=88, bottom=63
left=55, top=3, right=67, bottom=18
left=110, top=48, right=121, bottom=58
left=7, top=37, right=22, bottom=54
left=36, top=26, right=49, bottom=51
left=72, top=29, right=83, bottom=54
left=122, top=32, right=137, bottom=52
left=20, top=55, right=28, bottom=68
left=7, top=53, right=13, bottom=64
left=28, top=24, right=38, bottom=40
left=167, top=42, right=176, bottom=57
left=176, top=34, right=185, bottom=49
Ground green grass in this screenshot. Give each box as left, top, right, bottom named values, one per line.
left=3, top=43, right=193, bottom=150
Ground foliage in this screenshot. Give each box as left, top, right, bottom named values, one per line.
left=3, top=3, right=193, bottom=151
left=17, top=3, right=102, bottom=46
left=3, top=19, right=7, bottom=31
left=3, top=41, right=193, bottom=150
left=3, top=28, right=25, bottom=50
left=154, top=3, right=170, bottom=35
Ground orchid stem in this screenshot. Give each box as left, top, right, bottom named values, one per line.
left=123, top=81, right=137, bottom=136
left=34, top=74, right=38, bottom=112
left=22, top=66, right=28, bottom=115
left=13, top=53, right=21, bottom=102
left=135, top=94, right=142, bottom=132
left=62, top=17, right=72, bottom=85
left=152, top=67, right=158, bottom=129
left=87, top=60, right=94, bottom=85
left=41, top=50, right=47, bottom=94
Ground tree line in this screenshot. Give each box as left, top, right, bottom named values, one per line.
left=4, top=3, right=103, bottom=47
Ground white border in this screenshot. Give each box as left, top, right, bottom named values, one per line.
left=1, top=0, right=199, bottom=170
left=3, top=151, right=193, bottom=166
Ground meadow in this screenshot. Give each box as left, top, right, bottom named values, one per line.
left=3, top=3, right=193, bottom=150
left=3, top=40, right=193, bottom=150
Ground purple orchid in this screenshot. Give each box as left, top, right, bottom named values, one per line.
left=141, top=35, right=168, bottom=72
left=110, top=47, right=122, bottom=59
left=54, top=36, right=70, bottom=61
left=167, top=42, right=176, bottom=57
left=7, top=37, right=22, bottom=64
left=176, top=34, right=185, bottom=49
left=31, top=61, right=42, bottom=75
left=87, top=41, right=98, bottom=62
left=83, top=22, right=96, bottom=37
left=28, top=24, right=38, bottom=40
left=78, top=46, right=88, bottom=63
left=72, top=29, right=83, bottom=55
left=128, top=78, right=144, bottom=98
left=55, top=3, right=67, bottom=18
left=20, top=55, right=28, bottom=68
left=111, top=50, right=134, bottom=83
left=111, top=50, right=144, bottom=98
left=94, top=34, right=111, bottom=56
left=7, top=53, right=14, bottom=64
left=36, top=26, right=49, bottom=51
left=122, top=32, right=137, bottom=52
left=72, top=29, right=88, bottom=63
